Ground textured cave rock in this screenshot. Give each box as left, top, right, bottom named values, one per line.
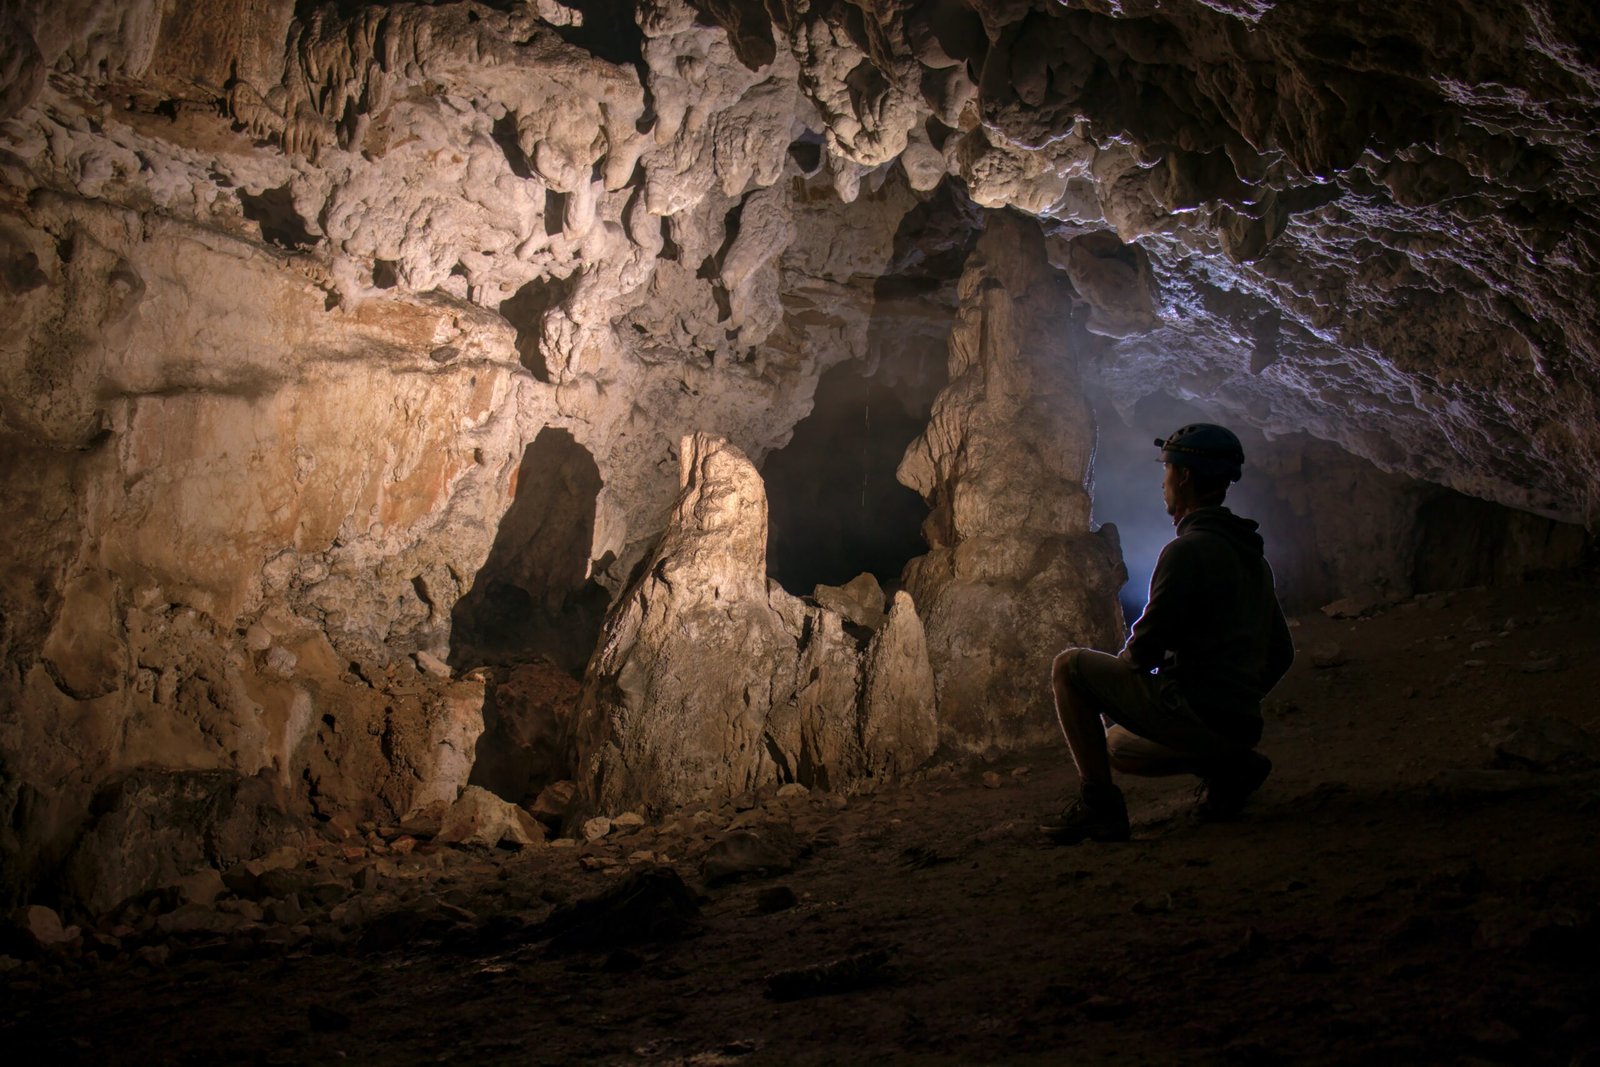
left=900, top=215, right=1127, bottom=749
left=573, top=433, right=936, bottom=813
left=0, top=0, right=1595, bottom=908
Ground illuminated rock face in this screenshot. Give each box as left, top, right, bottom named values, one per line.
left=0, top=0, right=1595, bottom=905
left=573, top=433, right=937, bottom=813
left=899, top=215, right=1127, bottom=749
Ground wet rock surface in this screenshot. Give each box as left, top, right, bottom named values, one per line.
left=3, top=579, right=1598, bottom=1063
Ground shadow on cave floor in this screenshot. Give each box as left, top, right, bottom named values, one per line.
left=6, top=578, right=1599, bottom=1064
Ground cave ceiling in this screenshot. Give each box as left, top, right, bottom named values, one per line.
left=2, top=0, right=1598, bottom=525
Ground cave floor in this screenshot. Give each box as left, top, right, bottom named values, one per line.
left=6, top=579, right=1600, bottom=1065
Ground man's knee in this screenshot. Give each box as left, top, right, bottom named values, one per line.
left=1052, top=648, right=1084, bottom=688
left=1107, top=726, right=1201, bottom=778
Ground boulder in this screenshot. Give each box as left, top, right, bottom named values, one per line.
left=10, top=904, right=79, bottom=953
left=812, top=573, right=887, bottom=630
left=434, top=786, right=546, bottom=849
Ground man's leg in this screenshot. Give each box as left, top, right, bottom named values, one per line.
left=1040, top=649, right=1131, bottom=844
left=1051, top=649, right=1114, bottom=789
left=1108, top=726, right=1271, bottom=819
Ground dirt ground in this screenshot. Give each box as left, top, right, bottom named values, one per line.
left=5, top=577, right=1600, bottom=1065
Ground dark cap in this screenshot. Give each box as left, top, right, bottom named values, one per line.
left=1155, top=423, right=1245, bottom=482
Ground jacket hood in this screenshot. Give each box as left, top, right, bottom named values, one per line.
left=1177, top=505, right=1265, bottom=557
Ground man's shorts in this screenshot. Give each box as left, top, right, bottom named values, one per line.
left=1058, top=648, right=1252, bottom=769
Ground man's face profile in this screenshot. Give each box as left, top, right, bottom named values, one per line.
left=1161, top=461, right=1184, bottom=517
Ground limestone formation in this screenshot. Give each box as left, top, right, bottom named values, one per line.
left=900, top=215, right=1128, bottom=749
left=573, top=434, right=937, bottom=813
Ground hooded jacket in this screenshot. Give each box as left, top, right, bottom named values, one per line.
left=1122, top=505, right=1295, bottom=743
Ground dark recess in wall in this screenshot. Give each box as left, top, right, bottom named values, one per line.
left=547, top=0, right=646, bottom=68
left=238, top=184, right=316, bottom=250
left=765, top=360, right=940, bottom=596
left=1411, top=490, right=1593, bottom=593
left=449, top=427, right=607, bottom=674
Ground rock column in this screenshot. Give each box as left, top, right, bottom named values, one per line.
left=898, top=214, right=1127, bottom=751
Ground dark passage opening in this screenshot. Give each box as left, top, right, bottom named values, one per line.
left=238, top=183, right=317, bottom=250
left=449, top=428, right=607, bottom=675
left=765, top=360, right=942, bottom=596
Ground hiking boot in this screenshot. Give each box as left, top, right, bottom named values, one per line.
left=1039, top=783, right=1130, bottom=844
left=1194, top=750, right=1272, bottom=820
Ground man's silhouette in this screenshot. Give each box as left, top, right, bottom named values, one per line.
left=1042, top=424, right=1295, bottom=844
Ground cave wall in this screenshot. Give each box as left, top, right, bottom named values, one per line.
left=2, top=0, right=1597, bottom=910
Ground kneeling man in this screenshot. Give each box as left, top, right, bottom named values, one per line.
left=1042, top=423, right=1295, bottom=844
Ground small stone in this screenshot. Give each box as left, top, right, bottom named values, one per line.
left=582, top=816, right=612, bottom=841
left=134, top=944, right=170, bottom=968
left=1308, top=642, right=1347, bottom=668
left=1521, top=654, right=1564, bottom=674
left=264, top=895, right=305, bottom=925
left=223, top=846, right=303, bottom=896
left=173, top=868, right=226, bottom=906
left=216, top=898, right=265, bottom=922
left=549, top=838, right=576, bottom=849
left=413, top=650, right=450, bottom=677
left=530, top=781, right=577, bottom=823
left=1011, top=766, right=1032, bottom=777
left=156, top=902, right=244, bottom=936
left=389, top=835, right=418, bottom=855
left=398, top=801, right=448, bottom=838
left=981, top=771, right=1002, bottom=789
left=775, top=783, right=810, bottom=798
left=1463, top=659, right=1488, bottom=668
left=244, top=624, right=273, bottom=651
left=1470, top=639, right=1494, bottom=651
left=256, top=866, right=317, bottom=901
left=1491, top=715, right=1600, bottom=771
left=12, top=904, right=78, bottom=949
left=701, top=827, right=802, bottom=886
left=308, top=880, right=352, bottom=906
left=1321, top=595, right=1385, bottom=619
left=435, top=786, right=547, bottom=848
left=325, top=812, right=359, bottom=840
left=627, top=850, right=656, bottom=864
left=612, top=811, right=646, bottom=830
